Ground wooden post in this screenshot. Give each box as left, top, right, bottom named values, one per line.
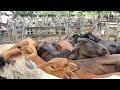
left=116, top=15, right=119, bottom=42
left=58, top=27, right=62, bottom=40
left=22, top=22, right=25, bottom=39
left=81, top=21, right=84, bottom=32
left=65, top=22, right=69, bottom=34
left=116, top=15, right=120, bottom=42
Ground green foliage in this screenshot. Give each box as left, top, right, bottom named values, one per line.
left=16, top=11, right=33, bottom=16
left=14, top=11, right=112, bottom=17
left=81, top=11, right=111, bottom=15
left=35, top=11, right=69, bottom=16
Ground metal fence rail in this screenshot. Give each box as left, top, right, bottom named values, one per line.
left=2, top=15, right=120, bottom=44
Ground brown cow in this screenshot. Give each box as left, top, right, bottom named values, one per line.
left=0, top=38, right=45, bottom=66
left=56, top=33, right=80, bottom=52
left=56, top=41, right=74, bottom=52
left=2, top=38, right=37, bottom=60
left=0, top=44, right=14, bottom=55
left=37, top=58, right=79, bottom=79
left=74, top=68, right=120, bottom=79
left=26, top=53, right=46, bottom=65
left=70, top=54, right=120, bottom=75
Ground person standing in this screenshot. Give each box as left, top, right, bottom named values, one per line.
left=97, top=14, right=102, bottom=33
left=1, top=13, right=9, bottom=29
left=109, top=13, right=114, bottom=21
left=0, top=16, right=7, bottom=44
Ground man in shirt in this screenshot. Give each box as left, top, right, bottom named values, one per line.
left=1, top=13, right=9, bottom=29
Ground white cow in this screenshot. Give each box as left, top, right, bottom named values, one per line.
left=0, top=56, right=62, bottom=79
left=0, top=44, right=14, bottom=55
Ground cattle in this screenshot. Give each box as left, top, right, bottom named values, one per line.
left=37, top=58, right=79, bottom=79
left=97, top=43, right=110, bottom=55
left=61, top=34, right=69, bottom=40
left=37, top=41, right=71, bottom=61
left=37, top=57, right=120, bottom=79
left=91, top=32, right=103, bottom=39
left=68, top=33, right=81, bottom=46
left=81, top=32, right=120, bottom=54
left=62, top=33, right=81, bottom=41
left=95, top=75, right=120, bottom=79
left=0, top=44, right=14, bottom=55
left=0, top=38, right=45, bottom=67
left=55, top=33, right=80, bottom=52
left=73, top=68, right=120, bottom=79
left=37, top=38, right=108, bottom=61
left=0, top=56, right=61, bottom=79
left=26, top=53, right=46, bottom=65
left=56, top=41, right=74, bottom=52
left=83, top=27, right=103, bottom=38
left=67, top=38, right=107, bottom=60
left=0, top=44, right=15, bottom=68
left=0, top=56, right=5, bottom=68
left=1, top=38, right=38, bottom=60
left=69, top=54, right=120, bottom=75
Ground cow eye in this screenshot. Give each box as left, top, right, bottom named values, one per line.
left=51, top=65, right=56, bottom=69
left=17, top=45, right=21, bottom=49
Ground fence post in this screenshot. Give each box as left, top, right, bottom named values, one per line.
left=65, top=22, right=69, bottom=34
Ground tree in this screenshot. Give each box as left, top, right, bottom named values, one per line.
left=9, top=11, right=114, bottom=17
left=15, top=11, right=33, bottom=16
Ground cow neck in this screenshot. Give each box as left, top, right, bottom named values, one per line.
left=76, top=47, right=85, bottom=60
left=73, top=69, right=105, bottom=79
left=91, top=35, right=101, bottom=43
left=41, top=51, right=49, bottom=59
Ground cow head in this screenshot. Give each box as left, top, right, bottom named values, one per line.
left=38, top=58, right=79, bottom=79
left=1, top=38, right=38, bottom=62
left=56, top=41, right=74, bottom=52
left=68, top=38, right=107, bottom=60
left=81, top=32, right=101, bottom=43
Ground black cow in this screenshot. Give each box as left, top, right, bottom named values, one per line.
left=81, top=32, right=120, bottom=54
left=37, top=41, right=71, bottom=62
left=68, top=38, right=107, bottom=60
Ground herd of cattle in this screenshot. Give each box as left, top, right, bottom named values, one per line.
left=1, top=30, right=120, bottom=79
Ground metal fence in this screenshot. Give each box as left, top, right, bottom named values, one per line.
left=2, top=15, right=120, bottom=44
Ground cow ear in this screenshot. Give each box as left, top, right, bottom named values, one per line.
left=33, top=41, right=38, bottom=47
left=44, top=41, right=48, bottom=44
left=57, top=44, right=62, bottom=51
left=71, top=48, right=77, bottom=53
left=21, top=41, right=29, bottom=46
left=88, top=32, right=92, bottom=34
left=87, top=32, right=96, bottom=41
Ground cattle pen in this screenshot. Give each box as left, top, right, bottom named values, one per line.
left=1, top=14, right=120, bottom=44
left=1, top=11, right=120, bottom=79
